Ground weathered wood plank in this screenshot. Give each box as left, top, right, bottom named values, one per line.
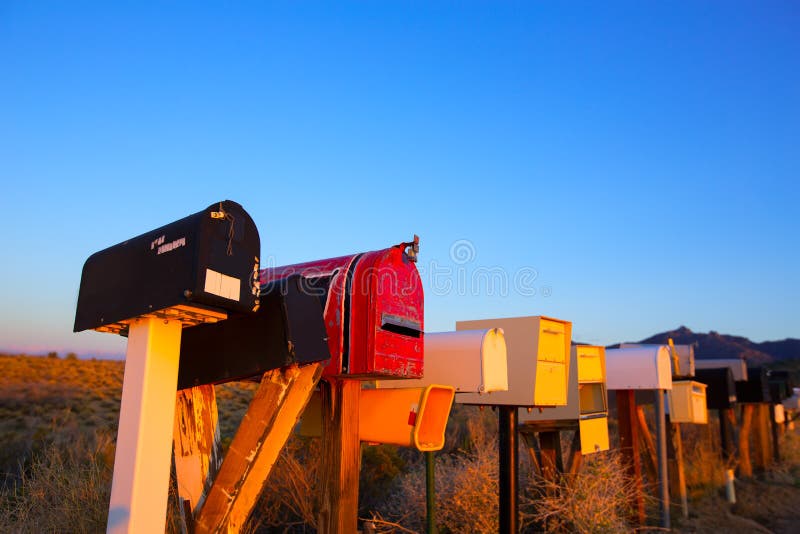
left=636, top=405, right=658, bottom=483
left=753, top=403, right=771, bottom=471
left=318, top=378, right=362, bottom=534
left=194, top=363, right=323, bottom=533
left=173, top=384, right=222, bottom=526
left=566, top=429, right=583, bottom=475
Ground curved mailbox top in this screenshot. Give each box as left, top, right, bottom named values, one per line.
left=377, top=328, right=509, bottom=394
left=605, top=346, right=673, bottom=391
left=261, top=238, right=424, bottom=378
left=620, top=342, right=695, bottom=378
left=74, top=200, right=260, bottom=334
left=694, top=358, right=748, bottom=382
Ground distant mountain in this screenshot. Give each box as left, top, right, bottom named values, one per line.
left=619, top=325, right=799, bottom=364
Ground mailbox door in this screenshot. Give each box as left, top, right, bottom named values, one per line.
left=579, top=416, right=610, bottom=455
left=690, top=385, right=708, bottom=424
left=348, top=245, right=424, bottom=377
left=577, top=346, right=605, bottom=383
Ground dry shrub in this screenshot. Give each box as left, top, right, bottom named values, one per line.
left=0, top=431, right=113, bottom=533
left=373, top=415, right=500, bottom=533
left=523, top=449, right=639, bottom=533
left=245, top=435, right=322, bottom=532
left=681, top=420, right=729, bottom=492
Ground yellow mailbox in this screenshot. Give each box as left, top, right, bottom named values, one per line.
left=456, top=316, right=571, bottom=407
left=518, top=344, right=609, bottom=455
left=667, top=381, right=708, bottom=424
left=576, top=345, right=610, bottom=454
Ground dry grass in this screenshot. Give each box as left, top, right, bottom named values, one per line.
left=522, top=450, right=641, bottom=534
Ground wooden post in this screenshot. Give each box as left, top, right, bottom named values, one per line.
left=194, top=363, right=323, bottom=533
left=173, top=384, right=222, bottom=526
left=654, top=390, right=670, bottom=530
left=107, top=317, right=183, bottom=534
left=520, top=429, right=542, bottom=478
left=665, top=415, right=688, bottom=520
left=498, top=406, right=519, bottom=534
left=616, top=390, right=645, bottom=526
left=566, top=429, right=583, bottom=475
left=636, top=406, right=658, bottom=483
left=770, top=405, right=781, bottom=463
left=738, top=404, right=754, bottom=478
left=319, top=378, right=362, bottom=534
left=538, top=431, right=563, bottom=483
left=719, top=408, right=737, bottom=464
left=753, top=403, right=771, bottom=471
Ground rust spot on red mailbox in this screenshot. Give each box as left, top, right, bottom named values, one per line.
left=261, top=238, right=424, bottom=379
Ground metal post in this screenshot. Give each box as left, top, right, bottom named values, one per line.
left=654, top=390, right=670, bottom=530
left=498, top=406, right=518, bottom=534
left=426, top=451, right=437, bottom=534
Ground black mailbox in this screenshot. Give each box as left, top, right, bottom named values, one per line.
left=695, top=368, right=737, bottom=410
left=74, top=201, right=260, bottom=333
left=177, top=276, right=330, bottom=389
left=736, top=367, right=771, bottom=403
left=768, top=370, right=793, bottom=404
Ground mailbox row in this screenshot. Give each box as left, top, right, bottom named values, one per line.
left=73, top=200, right=748, bottom=454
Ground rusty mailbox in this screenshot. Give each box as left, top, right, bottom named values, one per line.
left=74, top=200, right=260, bottom=334
left=261, top=237, right=424, bottom=379
left=455, top=316, right=572, bottom=407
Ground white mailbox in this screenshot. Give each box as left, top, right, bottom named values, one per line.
left=667, top=381, right=708, bottom=424
left=694, top=358, right=748, bottom=382
left=620, top=343, right=695, bottom=378
left=606, top=346, right=673, bottom=391
left=456, top=316, right=572, bottom=407
left=378, top=328, right=508, bottom=395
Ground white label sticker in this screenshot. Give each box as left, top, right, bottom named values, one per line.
left=204, top=269, right=241, bottom=301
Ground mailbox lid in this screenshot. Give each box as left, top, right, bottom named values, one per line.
left=383, top=328, right=508, bottom=394
left=177, top=276, right=330, bottom=389
left=605, top=346, right=673, bottom=390
left=456, top=316, right=572, bottom=407
left=75, top=200, right=260, bottom=332
left=576, top=345, right=605, bottom=383
left=695, top=358, right=748, bottom=382
left=694, top=367, right=737, bottom=409
left=579, top=416, right=610, bottom=455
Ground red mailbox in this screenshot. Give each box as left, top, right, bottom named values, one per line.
left=261, top=237, right=424, bottom=378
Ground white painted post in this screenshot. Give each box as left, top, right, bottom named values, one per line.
left=107, top=316, right=183, bottom=534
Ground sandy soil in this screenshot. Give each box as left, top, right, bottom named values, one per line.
left=673, top=470, right=800, bottom=533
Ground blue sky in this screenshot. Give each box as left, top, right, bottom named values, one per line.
left=1, top=1, right=797, bottom=357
